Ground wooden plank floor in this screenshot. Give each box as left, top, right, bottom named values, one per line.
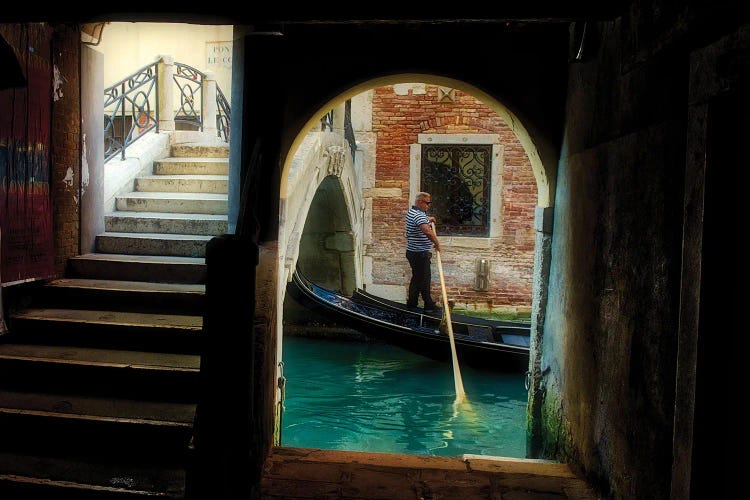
left=262, top=447, right=598, bottom=499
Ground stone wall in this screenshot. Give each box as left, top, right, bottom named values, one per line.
left=367, top=83, right=536, bottom=311
left=533, top=7, right=746, bottom=498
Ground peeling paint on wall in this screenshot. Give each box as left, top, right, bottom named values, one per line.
left=53, top=64, right=64, bottom=101
left=62, top=167, right=74, bottom=187
left=81, top=132, right=89, bottom=197
left=62, top=166, right=78, bottom=205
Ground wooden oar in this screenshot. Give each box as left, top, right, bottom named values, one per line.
left=431, top=223, right=466, bottom=403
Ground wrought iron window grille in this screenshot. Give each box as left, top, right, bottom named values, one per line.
left=420, top=143, right=491, bottom=237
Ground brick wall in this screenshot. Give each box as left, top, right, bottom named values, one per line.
left=368, top=84, right=536, bottom=311
left=51, top=25, right=81, bottom=275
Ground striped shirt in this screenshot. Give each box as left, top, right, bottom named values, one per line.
left=405, top=206, right=432, bottom=252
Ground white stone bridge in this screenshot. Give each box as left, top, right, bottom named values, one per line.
left=279, top=125, right=364, bottom=298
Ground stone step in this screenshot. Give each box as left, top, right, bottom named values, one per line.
left=171, top=142, right=229, bottom=158
left=135, top=174, right=228, bottom=194
left=0, top=452, right=185, bottom=499
left=105, top=211, right=227, bottom=236
left=154, top=157, right=228, bottom=175
left=7, top=308, right=203, bottom=354
left=26, top=278, right=205, bottom=315
left=67, top=254, right=206, bottom=284
left=96, top=233, right=212, bottom=258
left=0, top=390, right=194, bottom=462
left=115, top=192, right=228, bottom=215
left=0, top=344, right=199, bottom=403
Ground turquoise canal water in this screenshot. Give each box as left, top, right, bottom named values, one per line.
left=280, top=336, right=528, bottom=458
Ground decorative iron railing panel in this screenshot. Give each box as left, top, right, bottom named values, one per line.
left=344, top=99, right=356, bottom=162
left=173, top=62, right=204, bottom=130
left=421, top=144, right=491, bottom=236
left=319, top=100, right=356, bottom=161
left=103, top=62, right=158, bottom=163
left=216, top=86, right=231, bottom=142
left=104, top=60, right=231, bottom=163
left=320, top=109, right=334, bottom=132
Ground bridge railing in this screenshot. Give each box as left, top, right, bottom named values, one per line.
left=104, top=56, right=231, bottom=163
left=319, top=99, right=356, bottom=163
left=103, top=62, right=159, bottom=163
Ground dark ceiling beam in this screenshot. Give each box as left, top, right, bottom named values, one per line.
left=0, top=3, right=630, bottom=25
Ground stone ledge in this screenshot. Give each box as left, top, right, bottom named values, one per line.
left=363, top=187, right=402, bottom=198
left=441, top=236, right=493, bottom=249
left=262, top=447, right=597, bottom=499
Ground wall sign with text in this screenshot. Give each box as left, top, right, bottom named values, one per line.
left=206, top=41, right=232, bottom=69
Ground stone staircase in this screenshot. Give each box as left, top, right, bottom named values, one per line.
left=0, top=142, right=229, bottom=498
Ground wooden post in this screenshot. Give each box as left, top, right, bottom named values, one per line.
left=187, top=234, right=259, bottom=499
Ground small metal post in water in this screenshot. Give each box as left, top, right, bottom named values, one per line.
left=432, top=223, right=467, bottom=403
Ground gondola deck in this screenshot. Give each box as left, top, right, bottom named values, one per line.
left=288, top=270, right=531, bottom=372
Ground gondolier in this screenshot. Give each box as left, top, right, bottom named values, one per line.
left=405, top=192, right=441, bottom=313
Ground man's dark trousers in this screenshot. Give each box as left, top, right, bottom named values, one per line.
left=406, top=250, right=437, bottom=308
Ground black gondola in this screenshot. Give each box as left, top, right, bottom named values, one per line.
left=287, top=269, right=531, bottom=372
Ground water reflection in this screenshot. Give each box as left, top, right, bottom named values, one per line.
left=281, top=336, right=527, bottom=458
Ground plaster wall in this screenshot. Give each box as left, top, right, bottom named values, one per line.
left=92, top=23, right=234, bottom=109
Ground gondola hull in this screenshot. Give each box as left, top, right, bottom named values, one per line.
left=287, top=270, right=530, bottom=372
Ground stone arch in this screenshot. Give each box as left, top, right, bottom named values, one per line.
left=295, top=176, right=358, bottom=295
left=281, top=74, right=554, bottom=209
left=276, top=74, right=556, bottom=450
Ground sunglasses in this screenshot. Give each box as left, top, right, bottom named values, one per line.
left=423, top=200, right=432, bottom=205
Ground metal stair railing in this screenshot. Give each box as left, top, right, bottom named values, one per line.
left=173, top=62, right=203, bottom=130
left=104, top=60, right=231, bottom=163
left=104, top=62, right=159, bottom=163
left=217, top=86, right=230, bottom=142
